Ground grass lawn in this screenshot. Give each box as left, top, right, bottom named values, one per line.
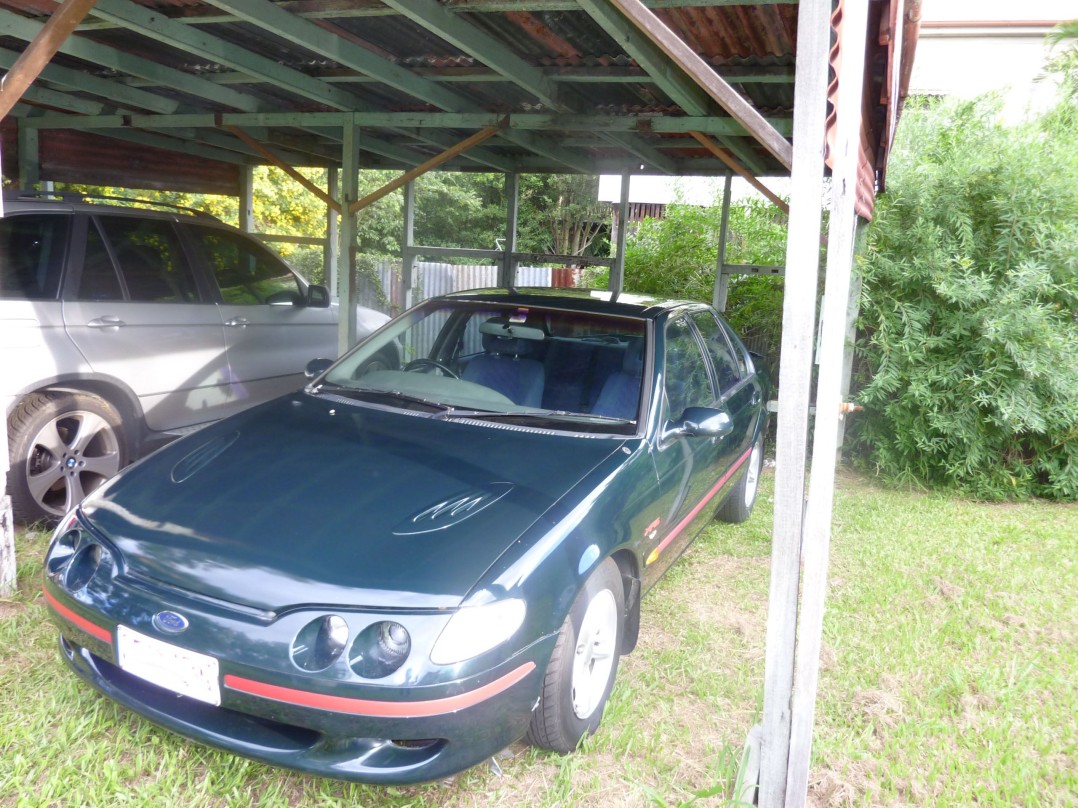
left=1, top=470, right=1074, bottom=807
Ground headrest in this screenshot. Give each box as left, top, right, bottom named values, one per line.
left=478, top=317, right=545, bottom=342
left=622, top=338, right=645, bottom=375
left=482, top=332, right=533, bottom=357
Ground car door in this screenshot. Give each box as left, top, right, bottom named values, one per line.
left=643, top=311, right=738, bottom=585
left=691, top=309, right=757, bottom=466
left=61, top=214, right=233, bottom=431
left=184, top=224, right=337, bottom=409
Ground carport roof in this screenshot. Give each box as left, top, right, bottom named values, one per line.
left=1, top=0, right=917, bottom=203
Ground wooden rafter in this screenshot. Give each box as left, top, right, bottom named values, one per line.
left=689, top=131, right=790, bottom=213
left=224, top=125, right=341, bottom=213
left=0, top=0, right=98, bottom=121
left=349, top=122, right=507, bottom=214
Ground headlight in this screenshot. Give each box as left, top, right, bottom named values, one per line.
left=430, top=599, right=526, bottom=665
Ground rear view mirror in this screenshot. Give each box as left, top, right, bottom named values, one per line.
left=306, top=284, right=331, bottom=308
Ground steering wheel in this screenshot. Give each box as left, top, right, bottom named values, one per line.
left=403, top=358, right=460, bottom=379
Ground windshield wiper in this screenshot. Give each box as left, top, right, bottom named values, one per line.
left=438, top=408, right=632, bottom=424
left=311, top=383, right=449, bottom=412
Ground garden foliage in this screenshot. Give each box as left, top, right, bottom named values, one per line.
left=853, top=96, right=1078, bottom=500
left=623, top=195, right=787, bottom=373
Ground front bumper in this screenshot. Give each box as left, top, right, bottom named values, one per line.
left=45, top=584, right=554, bottom=784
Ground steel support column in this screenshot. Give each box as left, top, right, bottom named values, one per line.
left=402, top=179, right=416, bottom=310
left=325, top=168, right=339, bottom=294
left=239, top=165, right=255, bottom=232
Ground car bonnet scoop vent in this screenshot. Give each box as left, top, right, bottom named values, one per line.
left=393, top=483, right=514, bottom=536
left=170, top=432, right=241, bottom=483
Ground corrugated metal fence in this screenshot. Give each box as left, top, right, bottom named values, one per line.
left=376, top=262, right=579, bottom=315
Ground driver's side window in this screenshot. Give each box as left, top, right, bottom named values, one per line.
left=188, top=226, right=302, bottom=305
left=664, top=316, right=714, bottom=419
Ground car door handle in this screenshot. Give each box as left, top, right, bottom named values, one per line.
left=87, top=316, right=126, bottom=329
left=225, top=317, right=249, bottom=328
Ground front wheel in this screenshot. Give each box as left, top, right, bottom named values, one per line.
left=7, top=392, right=127, bottom=524
left=527, top=558, right=625, bottom=753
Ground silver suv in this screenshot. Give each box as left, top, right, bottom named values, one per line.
left=1, top=191, right=388, bottom=523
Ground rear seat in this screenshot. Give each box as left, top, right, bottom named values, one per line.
left=541, top=339, right=628, bottom=413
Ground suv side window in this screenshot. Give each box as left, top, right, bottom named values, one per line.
left=691, top=310, right=741, bottom=393
left=664, top=315, right=715, bottom=419
left=97, top=216, right=200, bottom=303
left=77, top=220, right=124, bottom=301
left=0, top=214, right=69, bottom=299
left=187, top=226, right=302, bottom=305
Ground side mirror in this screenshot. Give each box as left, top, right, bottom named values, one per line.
left=669, top=406, right=734, bottom=439
left=305, top=358, right=333, bottom=379
left=306, top=284, right=331, bottom=308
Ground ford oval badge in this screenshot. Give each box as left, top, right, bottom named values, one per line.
left=153, top=610, right=189, bottom=634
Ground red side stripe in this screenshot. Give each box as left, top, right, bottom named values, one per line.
left=43, top=586, right=113, bottom=645
left=224, top=661, right=535, bottom=718
left=647, top=446, right=753, bottom=565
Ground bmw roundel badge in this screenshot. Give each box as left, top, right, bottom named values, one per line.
left=153, top=610, right=190, bottom=634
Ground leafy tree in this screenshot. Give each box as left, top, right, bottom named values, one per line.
left=620, top=193, right=788, bottom=373
left=519, top=174, right=610, bottom=257
left=851, top=94, right=1078, bottom=500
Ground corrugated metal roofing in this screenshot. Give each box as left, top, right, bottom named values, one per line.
left=1, top=0, right=917, bottom=205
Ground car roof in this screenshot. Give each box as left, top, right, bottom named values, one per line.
left=439, top=287, right=702, bottom=319
left=1, top=190, right=222, bottom=222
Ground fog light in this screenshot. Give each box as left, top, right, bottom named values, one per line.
left=350, top=621, right=411, bottom=679
left=291, top=615, right=349, bottom=672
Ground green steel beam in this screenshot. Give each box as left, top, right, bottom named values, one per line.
left=381, top=0, right=561, bottom=109
left=601, top=131, right=677, bottom=174
left=202, top=0, right=472, bottom=112
left=24, top=111, right=792, bottom=136
left=129, top=67, right=793, bottom=87
left=13, top=85, right=105, bottom=115
left=0, top=9, right=257, bottom=112
left=0, top=46, right=179, bottom=114
left=89, top=0, right=365, bottom=111
left=578, top=0, right=767, bottom=173
left=78, top=0, right=795, bottom=29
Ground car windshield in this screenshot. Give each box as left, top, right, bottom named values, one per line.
left=316, top=300, right=648, bottom=433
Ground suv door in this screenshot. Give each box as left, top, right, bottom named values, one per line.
left=184, top=224, right=337, bottom=407
left=62, top=214, right=233, bottom=431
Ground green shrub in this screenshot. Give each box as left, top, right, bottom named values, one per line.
left=852, top=96, right=1078, bottom=500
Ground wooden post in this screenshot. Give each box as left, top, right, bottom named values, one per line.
left=337, top=123, right=359, bottom=355
left=325, top=168, right=339, bottom=294
left=0, top=396, right=14, bottom=597
left=500, top=172, right=519, bottom=289
left=17, top=124, right=40, bottom=189
left=239, top=165, right=255, bottom=232
left=713, top=171, right=733, bottom=311
left=757, top=0, right=831, bottom=804
left=402, top=180, right=416, bottom=310
left=785, top=0, right=871, bottom=800
left=609, top=170, right=630, bottom=294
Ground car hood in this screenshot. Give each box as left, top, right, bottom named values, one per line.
left=82, top=393, right=624, bottom=612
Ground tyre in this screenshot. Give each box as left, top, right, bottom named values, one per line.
left=716, top=433, right=763, bottom=524
left=527, top=558, right=625, bottom=753
left=7, top=392, right=127, bottom=524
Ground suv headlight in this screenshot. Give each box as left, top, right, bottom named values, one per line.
left=430, top=599, right=526, bottom=665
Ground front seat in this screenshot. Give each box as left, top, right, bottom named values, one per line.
left=462, top=323, right=545, bottom=407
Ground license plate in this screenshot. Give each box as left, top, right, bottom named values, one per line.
left=116, top=625, right=221, bottom=706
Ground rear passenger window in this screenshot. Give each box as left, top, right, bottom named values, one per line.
left=187, top=226, right=302, bottom=305
left=665, top=316, right=715, bottom=418
left=0, top=214, right=69, bottom=299
left=97, top=217, right=199, bottom=303
left=692, top=310, right=741, bottom=392
left=77, top=222, right=123, bottom=301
